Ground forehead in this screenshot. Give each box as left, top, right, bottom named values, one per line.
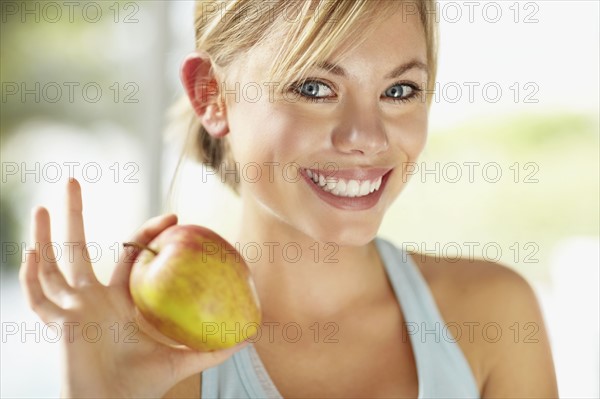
left=330, top=11, right=427, bottom=65
left=238, top=9, right=427, bottom=81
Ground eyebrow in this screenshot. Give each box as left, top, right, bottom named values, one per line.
left=315, top=59, right=429, bottom=79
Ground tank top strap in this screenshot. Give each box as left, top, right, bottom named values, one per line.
left=374, top=236, right=480, bottom=398
left=374, top=236, right=444, bottom=325
left=201, top=344, right=282, bottom=398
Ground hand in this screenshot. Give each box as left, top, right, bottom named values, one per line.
left=19, top=178, right=247, bottom=398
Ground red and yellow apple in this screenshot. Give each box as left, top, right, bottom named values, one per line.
left=125, top=225, right=261, bottom=351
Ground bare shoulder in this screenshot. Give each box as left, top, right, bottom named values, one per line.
left=410, top=252, right=559, bottom=398
left=410, top=251, right=539, bottom=313
left=162, top=373, right=201, bottom=399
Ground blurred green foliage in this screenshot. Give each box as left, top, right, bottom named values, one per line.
left=383, top=112, right=599, bottom=282
left=0, top=0, right=145, bottom=137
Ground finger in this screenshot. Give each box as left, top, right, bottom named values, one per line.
left=170, top=341, right=250, bottom=380
left=64, top=178, right=98, bottom=286
left=19, top=243, right=63, bottom=323
left=109, top=213, right=178, bottom=287
left=33, top=207, right=75, bottom=304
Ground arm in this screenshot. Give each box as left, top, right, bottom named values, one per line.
left=480, top=267, right=558, bottom=398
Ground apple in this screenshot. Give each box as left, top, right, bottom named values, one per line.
left=125, top=225, right=261, bottom=351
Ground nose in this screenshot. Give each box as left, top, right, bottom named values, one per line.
left=331, top=100, right=389, bottom=156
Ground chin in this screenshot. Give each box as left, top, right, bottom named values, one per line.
left=306, top=222, right=380, bottom=248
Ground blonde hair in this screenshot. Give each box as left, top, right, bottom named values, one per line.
left=167, top=0, right=438, bottom=200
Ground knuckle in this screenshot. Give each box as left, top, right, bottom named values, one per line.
left=72, top=277, right=99, bottom=290
left=40, top=263, right=61, bottom=277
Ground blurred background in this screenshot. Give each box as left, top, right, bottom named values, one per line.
left=1, top=0, right=598, bottom=397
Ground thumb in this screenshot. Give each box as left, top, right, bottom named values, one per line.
left=172, top=340, right=250, bottom=377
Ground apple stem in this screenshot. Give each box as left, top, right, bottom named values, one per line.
left=122, top=242, right=158, bottom=256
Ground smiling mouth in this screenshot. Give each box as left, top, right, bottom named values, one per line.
left=303, top=168, right=389, bottom=198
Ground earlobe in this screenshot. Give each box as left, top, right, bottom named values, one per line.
left=180, top=52, right=229, bottom=138
left=202, top=103, right=229, bottom=138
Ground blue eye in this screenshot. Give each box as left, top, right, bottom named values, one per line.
left=385, top=84, right=414, bottom=99
left=295, top=80, right=334, bottom=99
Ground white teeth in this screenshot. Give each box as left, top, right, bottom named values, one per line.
left=326, top=178, right=337, bottom=190
left=346, top=180, right=359, bottom=197
left=306, top=169, right=385, bottom=198
left=369, top=180, right=377, bottom=193
left=333, top=180, right=347, bottom=196
left=375, top=178, right=382, bottom=191
left=359, top=180, right=371, bottom=196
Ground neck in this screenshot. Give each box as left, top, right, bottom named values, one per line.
left=234, top=199, right=389, bottom=324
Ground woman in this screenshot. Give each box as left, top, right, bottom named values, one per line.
left=20, top=0, right=558, bottom=397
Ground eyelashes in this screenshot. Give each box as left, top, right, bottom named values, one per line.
left=290, top=80, right=334, bottom=102
left=383, top=83, right=420, bottom=103
left=292, top=79, right=334, bottom=100
left=288, top=78, right=423, bottom=104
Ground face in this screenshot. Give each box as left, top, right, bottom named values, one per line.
left=223, top=10, right=429, bottom=246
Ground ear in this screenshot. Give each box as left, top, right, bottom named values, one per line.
left=180, top=52, right=229, bottom=138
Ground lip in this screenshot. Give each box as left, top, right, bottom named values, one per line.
left=300, top=168, right=393, bottom=211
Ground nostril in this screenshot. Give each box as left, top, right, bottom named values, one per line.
left=331, top=126, right=389, bottom=156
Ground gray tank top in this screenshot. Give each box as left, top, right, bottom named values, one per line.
left=201, top=236, right=480, bottom=398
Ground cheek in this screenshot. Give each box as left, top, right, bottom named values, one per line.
left=226, top=102, right=278, bottom=166
left=225, top=103, right=307, bottom=206
left=227, top=101, right=329, bottom=167
left=386, top=107, right=428, bottom=161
